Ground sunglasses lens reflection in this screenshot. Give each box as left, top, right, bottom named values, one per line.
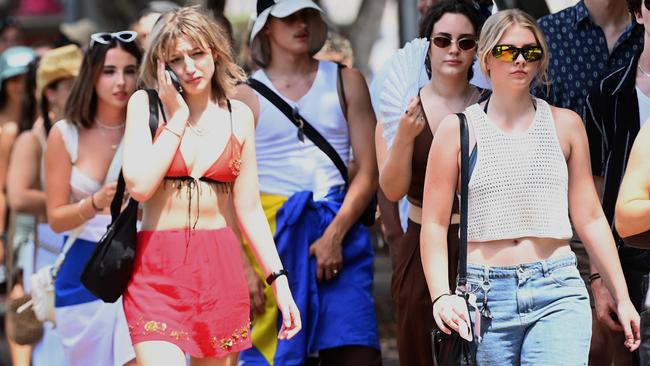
left=432, top=36, right=452, bottom=48
left=457, top=38, right=477, bottom=51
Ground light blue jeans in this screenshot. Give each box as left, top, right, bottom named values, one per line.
left=465, top=253, right=591, bottom=365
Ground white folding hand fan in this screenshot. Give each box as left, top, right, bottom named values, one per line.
left=377, top=37, right=430, bottom=149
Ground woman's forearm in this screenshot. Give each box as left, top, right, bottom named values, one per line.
left=48, top=198, right=96, bottom=233
left=379, top=135, right=415, bottom=202
left=579, top=216, right=630, bottom=303
left=421, top=223, right=452, bottom=300
left=236, top=202, right=284, bottom=277
left=9, top=189, right=46, bottom=215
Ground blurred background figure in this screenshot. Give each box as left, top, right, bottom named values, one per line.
left=58, top=19, right=99, bottom=50
left=0, top=17, right=23, bottom=55
left=0, top=45, right=36, bottom=296
left=130, top=1, right=180, bottom=50
left=315, top=32, right=354, bottom=68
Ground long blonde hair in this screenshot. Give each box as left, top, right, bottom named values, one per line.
left=478, top=9, right=549, bottom=87
left=140, top=7, right=245, bottom=105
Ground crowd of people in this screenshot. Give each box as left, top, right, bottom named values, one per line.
left=0, top=0, right=647, bottom=365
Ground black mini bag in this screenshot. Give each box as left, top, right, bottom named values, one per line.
left=431, top=112, right=478, bottom=365
left=81, top=89, right=159, bottom=303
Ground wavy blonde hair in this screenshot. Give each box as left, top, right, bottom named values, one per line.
left=478, top=9, right=549, bottom=87
left=140, top=7, right=245, bottom=105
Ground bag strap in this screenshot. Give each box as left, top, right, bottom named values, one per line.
left=109, top=89, right=159, bottom=222
left=456, top=112, right=469, bottom=288
left=51, top=225, right=85, bottom=278
left=248, top=78, right=350, bottom=186
left=337, top=63, right=348, bottom=117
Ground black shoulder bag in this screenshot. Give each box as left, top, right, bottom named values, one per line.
left=431, top=113, right=478, bottom=365
left=248, top=65, right=377, bottom=226
left=81, top=89, right=160, bottom=303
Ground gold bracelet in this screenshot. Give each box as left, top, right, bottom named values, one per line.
left=77, top=198, right=90, bottom=221
left=90, top=193, right=101, bottom=211
left=164, top=126, right=183, bottom=139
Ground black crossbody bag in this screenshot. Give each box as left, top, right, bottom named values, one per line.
left=431, top=112, right=478, bottom=365
left=81, top=89, right=160, bottom=302
left=248, top=66, right=377, bottom=226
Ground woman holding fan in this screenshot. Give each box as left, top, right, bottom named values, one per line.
left=374, top=2, right=483, bottom=364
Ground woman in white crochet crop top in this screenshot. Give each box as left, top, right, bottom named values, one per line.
left=420, top=9, right=641, bottom=364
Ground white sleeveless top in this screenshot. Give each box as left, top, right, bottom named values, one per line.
left=252, top=61, right=349, bottom=200
left=464, top=98, right=572, bottom=241
left=54, top=120, right=116, bottom=242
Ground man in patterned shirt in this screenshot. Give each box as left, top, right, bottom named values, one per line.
left=538, top=1, right=643, bottom=366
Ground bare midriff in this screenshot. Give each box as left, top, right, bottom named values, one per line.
left=467, top=237, right=572, bottom=266
left=139, top=180, right=233, bottom=231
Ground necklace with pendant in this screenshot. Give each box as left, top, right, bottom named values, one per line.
left=95, top=119, right=125, bottom=150
left=187, top=121, right=211, bottom=136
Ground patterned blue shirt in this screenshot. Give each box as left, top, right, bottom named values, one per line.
left=537, top=1, right=643, bottom=116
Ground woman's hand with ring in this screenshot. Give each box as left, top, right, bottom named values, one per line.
left=396, top=96, right=427, bottom=143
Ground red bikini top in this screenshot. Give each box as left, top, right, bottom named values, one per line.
left=158, top=100, right=242, bottom=183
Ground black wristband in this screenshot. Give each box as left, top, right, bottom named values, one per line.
left=266, top=269, right=288, bottom=285
left=588, top=272, right=601, bottom=285
left=432, top=293, right=451, bottom=308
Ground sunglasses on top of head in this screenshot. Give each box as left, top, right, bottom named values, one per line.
left=491, top=44, right=544, bottom=62
left=90, top=31, right=137, bottom=48
left=431, top=35, right=477, bottom=51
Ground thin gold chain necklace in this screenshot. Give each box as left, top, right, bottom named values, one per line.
left=638, top=64, right=650, bottom=78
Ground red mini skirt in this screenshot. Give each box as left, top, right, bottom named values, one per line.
left=123, top=228, right=251, bottom=358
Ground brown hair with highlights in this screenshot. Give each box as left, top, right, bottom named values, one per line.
left=140, top=7, right=245, bottom=106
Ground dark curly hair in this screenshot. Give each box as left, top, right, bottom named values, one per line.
left=418, top=0, right=484, bottom=81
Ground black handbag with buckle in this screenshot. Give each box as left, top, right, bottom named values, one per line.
left=248, top=67, right=376, bottom=226
left=80, top=89, right=160, bottom=302
left=431, top=112, right=478, bottom=366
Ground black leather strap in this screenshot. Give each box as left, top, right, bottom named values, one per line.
left=109, top=90, right=159, bottom=222
left=248, top=78, right=350, bottom=185
left=457, top=112, right=469, bottom=287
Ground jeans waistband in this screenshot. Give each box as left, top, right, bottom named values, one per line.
left=466, top=253, right=577, bottom=279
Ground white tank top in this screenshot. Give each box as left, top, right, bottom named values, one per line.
left=464, top=98, right=572, bottom=241
left=636, top=86, right=650, bottom=128
left=252, top=61, right=349, bottom=200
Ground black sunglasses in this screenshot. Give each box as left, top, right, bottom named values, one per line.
left=90, top=31, right=137, bottom=48
left=431, top=35, right=477, bottom=51
left=491, top=44, right=544, bottom=62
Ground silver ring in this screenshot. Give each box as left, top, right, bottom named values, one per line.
left=333, top=269, right=339, bottom=275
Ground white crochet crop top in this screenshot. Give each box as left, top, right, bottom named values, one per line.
left=464, top=98, right=572, bottom=242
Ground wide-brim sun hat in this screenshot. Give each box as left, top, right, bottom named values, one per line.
left=36, top=44, right=83, bottom=99
left=0, top=46, right=36, bottom=89
left=250, top=0, right=328, bottom=66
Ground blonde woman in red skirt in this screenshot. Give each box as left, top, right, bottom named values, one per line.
left=121, top=7, right=301, bottom=366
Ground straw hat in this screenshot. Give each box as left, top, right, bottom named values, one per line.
left=249, top=0, right=327, bottom=66
left=36, top=44, right=83, bottom=98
